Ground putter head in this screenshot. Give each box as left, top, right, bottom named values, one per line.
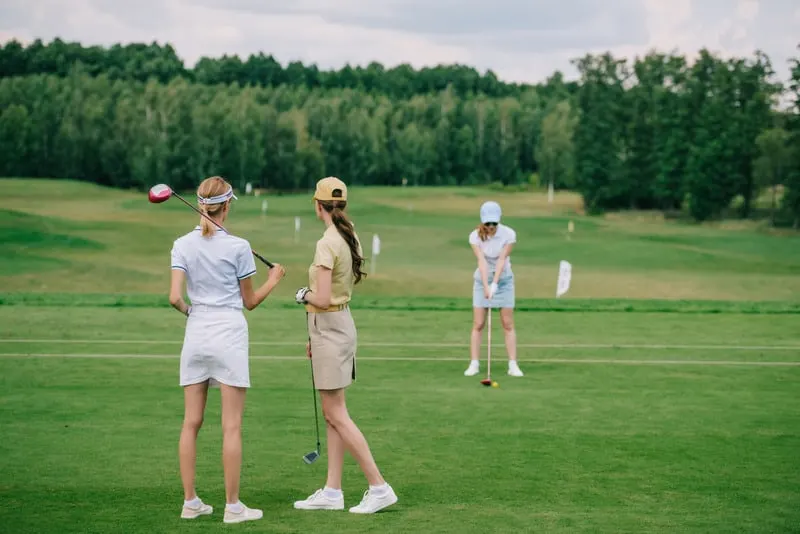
left=148, top=183, right=173, bottom=204
left=480, top=379, right=492, bottom=387
left=303, top=450, right=320, bottom=464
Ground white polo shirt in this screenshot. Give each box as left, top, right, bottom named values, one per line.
left=170, top=226, right=257, bottom=309
left=469, top=223, right=517, bottom=278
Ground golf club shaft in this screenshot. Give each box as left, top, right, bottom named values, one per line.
left=307, top=312, right=321, bottom=451
left=487, top=306, right=491, bottom=380
left=171, top=191, right=274, bottom=268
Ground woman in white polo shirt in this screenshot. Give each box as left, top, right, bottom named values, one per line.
left=168, top=176, right=285, bottom=524
left=464, top=200, right=523, bottom=378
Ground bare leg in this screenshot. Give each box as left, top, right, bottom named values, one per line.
left=179, top=382, right=209, bottom=501
left=220, top=384, right=247, bottom=504
left=320, top=389, right=383, bottom=486
left=324, top=417, right=346, bottom=490
left=470, top=307, right=487, bottom=361
left=500, top=308, right=517, bottom=361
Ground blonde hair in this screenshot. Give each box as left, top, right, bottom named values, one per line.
left=197, top=176, right=231, bottom=237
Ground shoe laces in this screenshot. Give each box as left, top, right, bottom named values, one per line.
left=358, top=489, right=372, bottom=504
left=308, top=489, right=326, bottom=502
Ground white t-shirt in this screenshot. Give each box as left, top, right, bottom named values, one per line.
left=170, top=226, right=257, bottom=309
left=469, top=223, right=517, bottom=278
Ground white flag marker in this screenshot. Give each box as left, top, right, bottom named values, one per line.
left=556, top=260, right=572, bottom=298
left=371, top=234, right=381, bottom=275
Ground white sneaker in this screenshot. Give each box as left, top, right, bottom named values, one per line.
left=223, top=502, right=263, bottom=524
left=464, top=360, right=480, bottom=376
left=293, top=488, right=345, bottom=511
left=349, top=484, right=398, bottom=514
left=508, top=361, right=524, bottom=377
left=181, top=499, right=213, bottom=519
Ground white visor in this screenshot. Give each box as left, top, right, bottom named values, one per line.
left=198, top=186, right=237, bottom=205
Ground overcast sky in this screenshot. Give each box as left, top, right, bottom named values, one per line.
left=1, top=0, right=798, bottom=85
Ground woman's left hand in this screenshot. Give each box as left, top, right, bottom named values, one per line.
left=306, top=341, right=312, bottom=359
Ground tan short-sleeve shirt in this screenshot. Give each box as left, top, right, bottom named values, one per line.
left=306, top=225, right=362, bottom=311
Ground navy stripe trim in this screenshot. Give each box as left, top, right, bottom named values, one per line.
left=238, top=269, right=257, bottom=280
left=193, top=226, right=227, bottom=233
left=171, top=265, right=187, bottom=272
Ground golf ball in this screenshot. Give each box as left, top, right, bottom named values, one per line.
left=492, top=381, right=499, bottom=387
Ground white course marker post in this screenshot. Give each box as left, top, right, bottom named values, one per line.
left=261, top=199, right=268, bottom=215
left=245, top=182, right=253, bottom=195
left=556, top=260, right=572, bottom=298
left=294, top=216, right=301, bottom=243
left=371, top=234, right=381, bottom=276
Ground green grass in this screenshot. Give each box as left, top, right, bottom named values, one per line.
left=0, top=307, right=799, bottom=533
left=1, top=178, right=799, bottom=300
left=1, top=178, right=799, bottom=532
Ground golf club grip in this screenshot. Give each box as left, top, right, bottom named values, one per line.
left=252, top=250, right=274, bottom=268
left=172, top=191, right=275, bottom=269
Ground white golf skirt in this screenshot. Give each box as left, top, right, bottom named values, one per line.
left=179, top=306, right=250, bottom=388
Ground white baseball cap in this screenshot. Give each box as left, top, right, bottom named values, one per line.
left=480, top=201, right=502, bottom=224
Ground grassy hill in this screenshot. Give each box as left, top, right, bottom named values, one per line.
left=2, top=178, right=798, bottom=303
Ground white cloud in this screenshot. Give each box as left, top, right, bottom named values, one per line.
left=735, top=0, right=759, bottom=21
left=0, top=0, right=796, bottom=84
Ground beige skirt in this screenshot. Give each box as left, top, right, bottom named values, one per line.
left=307, top=307, right=357, bottom=390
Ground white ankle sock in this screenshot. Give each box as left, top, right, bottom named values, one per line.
left=226, top=501, right=243, bottom=513
left=184, top=496, right=201, bottom=508
left=369, top=482, right=389, bottom=496
left=323, top=487, right=342, bottom=499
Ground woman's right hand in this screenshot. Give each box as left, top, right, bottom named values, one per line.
left=268, top=263, right=286, bottom=284
left=306, top=341, right=312, bottom=359
left=483, top=284, right=492, bottom=299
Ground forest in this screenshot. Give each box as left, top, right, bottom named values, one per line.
left=1, top=38, right=799, bottom=225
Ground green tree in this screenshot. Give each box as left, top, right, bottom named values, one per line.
left=535, top=99, right=577, bottom=190
left=783, top=48, right=800, bottom=228
left=754, top=128, right=792, bottom=225
left=572, top=53, right=629, bottom=212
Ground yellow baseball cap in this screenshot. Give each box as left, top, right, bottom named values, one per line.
left=313, top=176, right=347, bottom=201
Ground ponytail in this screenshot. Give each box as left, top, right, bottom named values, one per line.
left=477, top=223, right=489, bottom=241
left=196, top=176, right=231, bottom=238
left=319, top=200, right=367, bottom=284
left=199, top=202, right=227, bottom=237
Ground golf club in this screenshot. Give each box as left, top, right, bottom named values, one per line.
left=148, top=183, right=274, bottom=268
left=480, top=305, right=493, bottom=386
left=303, top=312, right=322, bottom=464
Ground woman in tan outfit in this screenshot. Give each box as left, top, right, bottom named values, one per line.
left=292, top=177, right=398, bottom=515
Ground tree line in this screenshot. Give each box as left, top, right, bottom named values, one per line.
left=0, top=38, right=556, bottom=100
left=0, top=38, right=799, bottom=226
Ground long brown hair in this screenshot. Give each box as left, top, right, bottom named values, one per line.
left=197, top=176, right=230, bottom=237
left=318, top=199, right=367, bottom=284
left=476, top=223, right=493, bottom=241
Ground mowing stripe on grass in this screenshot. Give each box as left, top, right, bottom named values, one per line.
left=1, top=339, right=799, bottom=351
left=1, top=352, right=799, bottom=366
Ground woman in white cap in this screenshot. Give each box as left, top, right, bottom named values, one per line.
left=293, top=176, right=398, bottom=514
left=169, top=176, right=285, bottom=524
left=464, top=200, right=523, bottom=378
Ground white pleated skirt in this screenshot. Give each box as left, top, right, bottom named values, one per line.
left=179, top=306, right=250, bottom=388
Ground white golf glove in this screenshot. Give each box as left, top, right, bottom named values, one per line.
left=489, top=282, right=498, bottom=299
left=295, top=287, right=310, bottom=304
